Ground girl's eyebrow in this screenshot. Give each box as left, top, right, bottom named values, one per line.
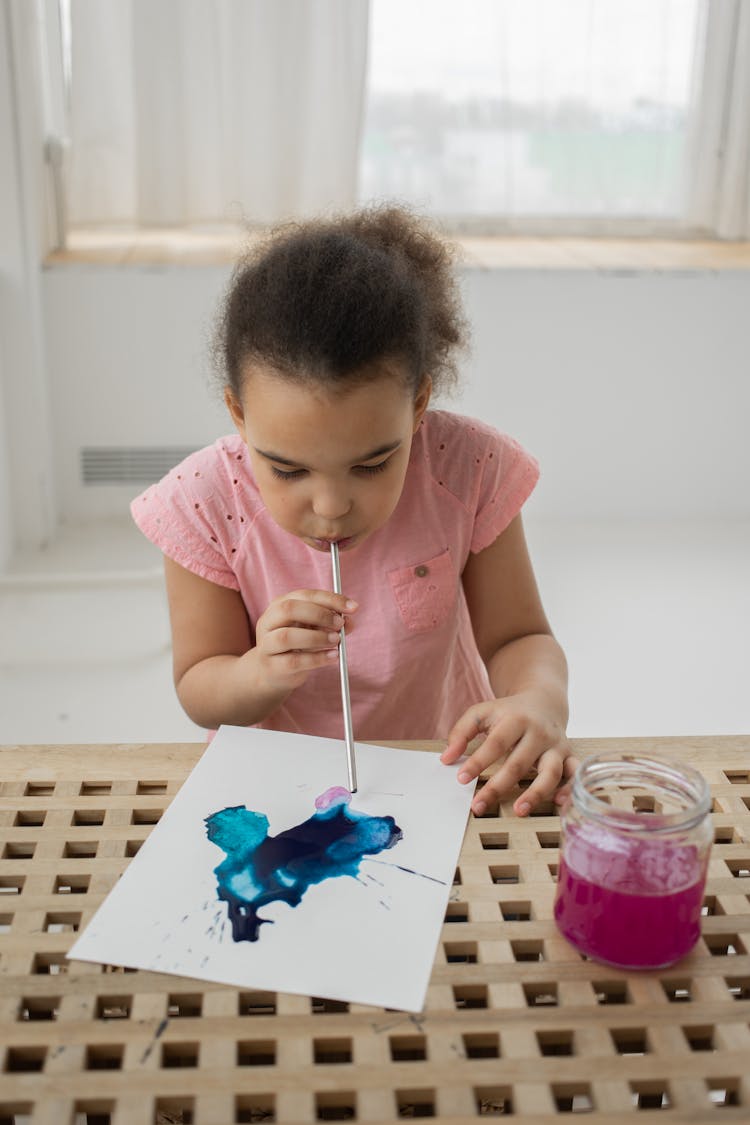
left=254, top=440, right=402, bottom=468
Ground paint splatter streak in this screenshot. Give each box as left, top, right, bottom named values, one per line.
left=205, top=786, right=403, bottom=942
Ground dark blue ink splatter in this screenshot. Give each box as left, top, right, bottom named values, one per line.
left=205, top=786, right=403, bottom=942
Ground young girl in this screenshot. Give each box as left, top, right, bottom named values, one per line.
left=132, top=206, right=574, bottom=817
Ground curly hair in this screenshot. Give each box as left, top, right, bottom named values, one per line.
left=216, top=205, right=468, bottom=399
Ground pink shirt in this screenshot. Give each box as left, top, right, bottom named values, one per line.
left=131, top=410, right=539, bottom=740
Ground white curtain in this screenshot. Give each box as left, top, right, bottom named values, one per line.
left=687, top=0, right=750, bottom=239
left=66, top=0, right=370, bottom=227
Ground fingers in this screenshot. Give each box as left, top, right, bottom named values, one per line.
left=441, top=706, right=488, bottom=764
left=260, top=590, right=357, bottom=635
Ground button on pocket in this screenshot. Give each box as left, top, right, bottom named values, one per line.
left=388, top=549, right=457, bottom=633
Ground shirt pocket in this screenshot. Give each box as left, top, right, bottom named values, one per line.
left=387, top=548, right=457, bottom=634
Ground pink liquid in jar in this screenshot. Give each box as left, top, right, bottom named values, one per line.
left=554, top=824, right=708, bottom=969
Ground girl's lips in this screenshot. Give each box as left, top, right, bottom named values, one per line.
left=310, top=535, right=357, bottom=551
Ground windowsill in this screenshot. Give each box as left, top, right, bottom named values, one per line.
left=43, top=229, right=750, bottom=272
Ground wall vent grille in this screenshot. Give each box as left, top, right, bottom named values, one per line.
left=81, top=446, right=199, bottom=485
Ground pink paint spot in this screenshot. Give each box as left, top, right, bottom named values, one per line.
left=314, top=786, right=352, bottom=810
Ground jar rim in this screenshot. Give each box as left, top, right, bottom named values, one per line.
left=571, top=753, right=711, bottom=832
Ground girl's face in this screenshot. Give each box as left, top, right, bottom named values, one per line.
left=226, top=362, right=431, bottom=552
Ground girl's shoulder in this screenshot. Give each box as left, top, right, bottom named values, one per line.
left=414, top=409, right=539, bottom=516
left=133, top=435, right=263, bottom=522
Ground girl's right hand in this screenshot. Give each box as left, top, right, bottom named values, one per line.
left=253, top=589, right=358, bottom=693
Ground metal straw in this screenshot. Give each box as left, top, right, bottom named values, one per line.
left=330, top=541, right=357, bottom=793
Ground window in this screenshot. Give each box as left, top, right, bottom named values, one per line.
left=360, top=0, right=701, bottom=229
left=35, top=0, right=750, bottom=240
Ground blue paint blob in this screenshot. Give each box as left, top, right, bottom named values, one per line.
left=205, top=786, right=403, bottom=942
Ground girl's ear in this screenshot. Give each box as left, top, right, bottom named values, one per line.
left=224, top=388, right=246, bottom=437
left=412, top=376, right=433, bottom=432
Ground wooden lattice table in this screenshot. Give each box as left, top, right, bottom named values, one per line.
left=1, top=736, right=749, bottom=1124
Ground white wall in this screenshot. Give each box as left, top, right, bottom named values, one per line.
left=42, top=262, right=750, bottom=525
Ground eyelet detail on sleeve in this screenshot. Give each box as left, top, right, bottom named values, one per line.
left=388, top=549, right=457, bottom=633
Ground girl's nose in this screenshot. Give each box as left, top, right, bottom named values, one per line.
left=311, top=486, right=352, bottom=521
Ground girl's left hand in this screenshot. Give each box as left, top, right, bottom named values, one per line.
left=441, top=692, right=577, bottom=817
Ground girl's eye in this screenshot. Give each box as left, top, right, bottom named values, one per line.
left=354, top=459, right=390, bottom=476
left=270, top=466, right=306, bottom=480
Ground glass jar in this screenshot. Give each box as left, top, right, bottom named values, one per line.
left=553, top=753, right=712, bottom=969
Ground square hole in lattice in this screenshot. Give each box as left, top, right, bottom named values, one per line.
left=18, top=996, right=59, bottom=1021
left=4, top=1046, right=47, bottom=1073
left=702, top=895, right=725, bottom=916
left=553, top=1084, right=594, bottom=1113
left=610, top=1028, right=649, bottom=1055
left=314, top=1037, right=353, bottom=1064
left=85, top=1044, right=124, bottom=1070
left=13, top=809, right=46, bottom=827
left=725, top=975, right=750, bottom=1000
left=79, top=781, right=112, bottom=795
left=161, top=1041, right=199, bottom=1068
left=662, top=979, right=692, bottom=1003
left=593, top=980, right=630, bottom=1005
left=463, top=1033, right=500, bottom=1059
left=630, top=1082, right=671, bottom=1110
left=72, top=809, right=106, bottom=827
left=547, top=863, right=559, bottom=881
left=395, top=1089, right=435, bottom=1117
left=489, top=864, right=520, bottom=885
left=96, top=995, right=131, bottom=1020
left=154, top=1098, right=194, bottom=1124
left=479, top=832, right=508, bottom=850
left=444, top=940, right=478, bottom=963
left=63, top=840, right=98, bottom=858
left=237, top=1039, right=276, bottom=1066
left=499, top=900, right=532, bottom=921
left=32, top=953, right=68, bottom=976
left=444, top=902, right=469, bottom=923
left=727, top=860, right=750, bottom=878
left=682, top=1024, right=715, bottom=1051
left=2, top=841, right=35, bottom=860
left=125, top=840, right=143, bottom=857
left=511, top=939, right=545, bottom=962
left=54, top=874, right=90, bottom=894
left=103, top=964, right=136, bottom=975
left=25, top=781, right=54, bottom=796
left=706, top=1079, right=742, bottom=1108
left=536, top=831, right=560, bottom=849
left=536, top=1031, right=574, bottom=1056
left=714, top=825, right=739, bottom=844
left=168, top=993, right=203, bottom=1018
left=315, top=1092, right=357, bottom=1120
left=73, top=1100, right=115, bottom=1124
left=724, top=770, right=750, bottom=784
left=0, top=912, right=12, bottom=933
left=474, top=1086, right=513, bottom=1115
left=0, top=1105, right=33, bottom=1125
left=138, top=779, right=169, bottom=794
left=235, top=1094, right=275, bottom=1123
left=311, top=996, right=349, bottom=1014
left=238, top=991, right=277, bottom=1016
left=527, top=799, right=557, bottom=817
left=523, top=982, right=558, bottom=1007
left=132, top=807, right=163, bottom=825
left=390, top=1035, right=428, bottom=1061
left=705, top=933, right=745, bottom=956
left=454, top=985, right=489, bottom=1010
left=0, top=876, right=25, bottom=895
left=453, top=867, right=462, bottom=885
left=43, top=911, right=81, bottom=933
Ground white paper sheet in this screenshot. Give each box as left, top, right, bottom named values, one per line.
left=68, top=726, right=475, bottom=1012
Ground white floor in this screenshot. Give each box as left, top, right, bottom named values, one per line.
left=0, top=517, right=748, bottom=745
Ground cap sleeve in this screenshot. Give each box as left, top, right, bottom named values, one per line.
left=470, top=429, right=540, bottom=554
left=130, top=448, right=242, bottom=590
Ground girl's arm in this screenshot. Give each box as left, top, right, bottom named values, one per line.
left=441, top=515, right=575, bottom=815
left=163, top=556, right=354, bottom=729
